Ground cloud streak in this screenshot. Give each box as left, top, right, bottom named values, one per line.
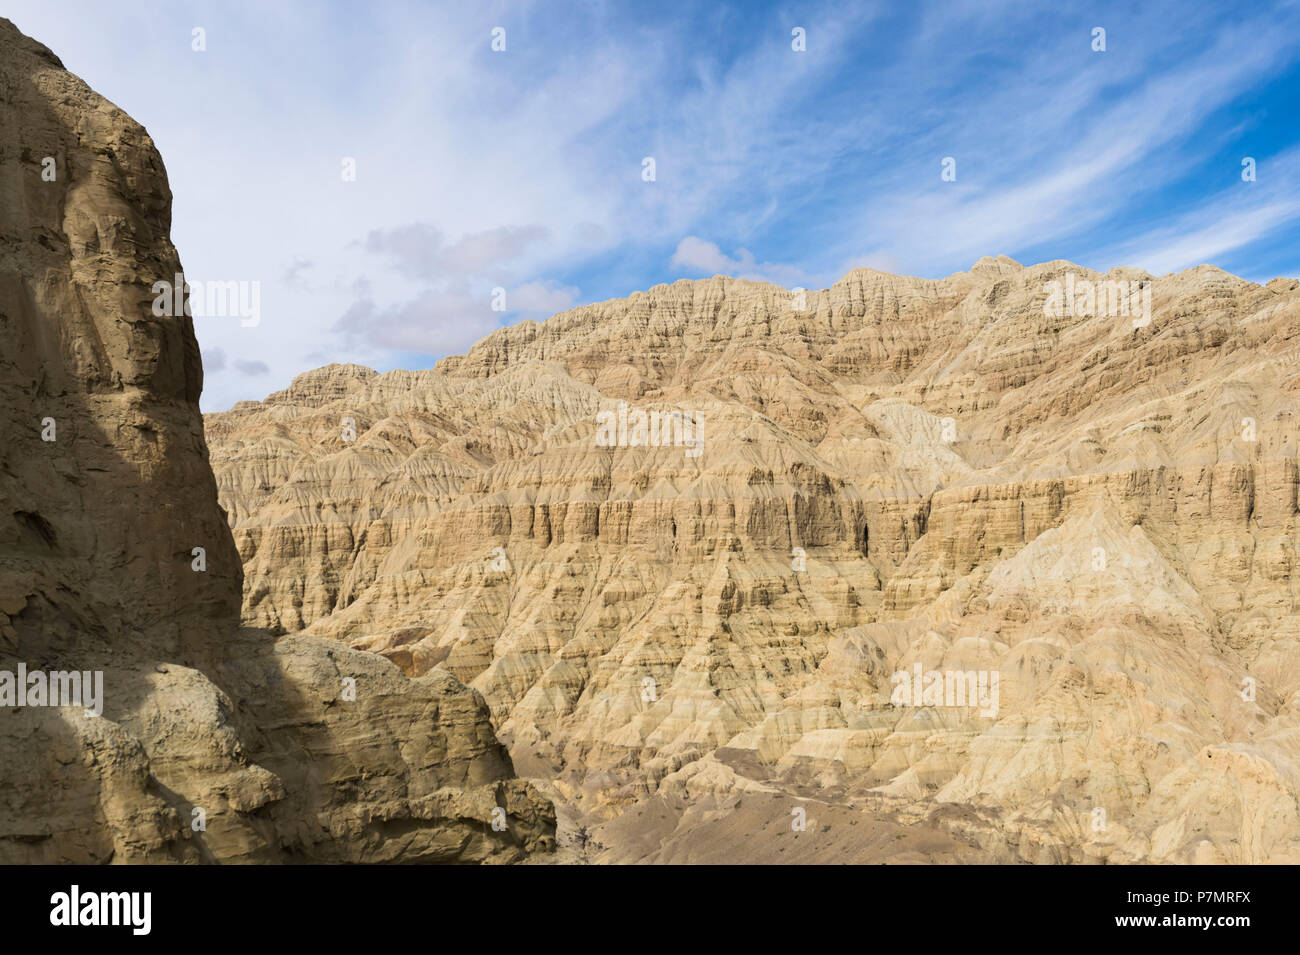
left=7, top=0, right=1299, bottom=410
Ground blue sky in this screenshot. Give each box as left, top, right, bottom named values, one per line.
left=7, top=0, right=1300, bottom=411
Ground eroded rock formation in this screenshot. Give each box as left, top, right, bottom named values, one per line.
left=0, top=17, right=554, bottom=864
left=209, top=249, right=1300, bottom=862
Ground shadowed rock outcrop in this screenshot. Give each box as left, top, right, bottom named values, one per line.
left=0, top=17, right=554, bottom=864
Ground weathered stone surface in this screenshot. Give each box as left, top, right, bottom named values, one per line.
left=210, top=247, right=1300, bottom=862
left=0, top=17, right=554, bottom=864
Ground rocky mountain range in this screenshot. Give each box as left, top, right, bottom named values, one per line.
left=207, top=243, right=1300, bottom=862
left=6, top=11, right=1300, bottom=866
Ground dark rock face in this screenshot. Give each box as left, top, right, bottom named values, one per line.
left=0, top=17, right=554, bottom=864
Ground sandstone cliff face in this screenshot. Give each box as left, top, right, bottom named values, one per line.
left=209, top=248, right=1300, bottom=862
left=0, top=18, right=553, bottom=863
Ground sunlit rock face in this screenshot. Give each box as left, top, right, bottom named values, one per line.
left=210, top=189, right=1300, bottom=862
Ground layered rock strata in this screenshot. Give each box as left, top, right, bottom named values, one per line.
left=209, top=250, right=1300, bottom=862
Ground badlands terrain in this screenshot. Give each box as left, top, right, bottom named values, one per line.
left=208, top=246, right=1300, bottom=863
left=4, top=12, right=1300, bottom=866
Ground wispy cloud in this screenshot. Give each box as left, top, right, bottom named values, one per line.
left=7, top=0, right=1299, bottom=410
left=1101, top=148, right=1300, bottom=275
left=835, top=5, right=1300, bottom=276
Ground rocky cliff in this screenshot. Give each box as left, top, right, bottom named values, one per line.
left=208, top=246, right=1300, bottom=862
left=0, top=17, right=554, bottom=864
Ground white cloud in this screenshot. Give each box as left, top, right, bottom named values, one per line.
left=510, top=280, right=580, bottom=315
left=671, top=236, right=808, bottom=287
left=671, top=237, right=745, bottom=274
